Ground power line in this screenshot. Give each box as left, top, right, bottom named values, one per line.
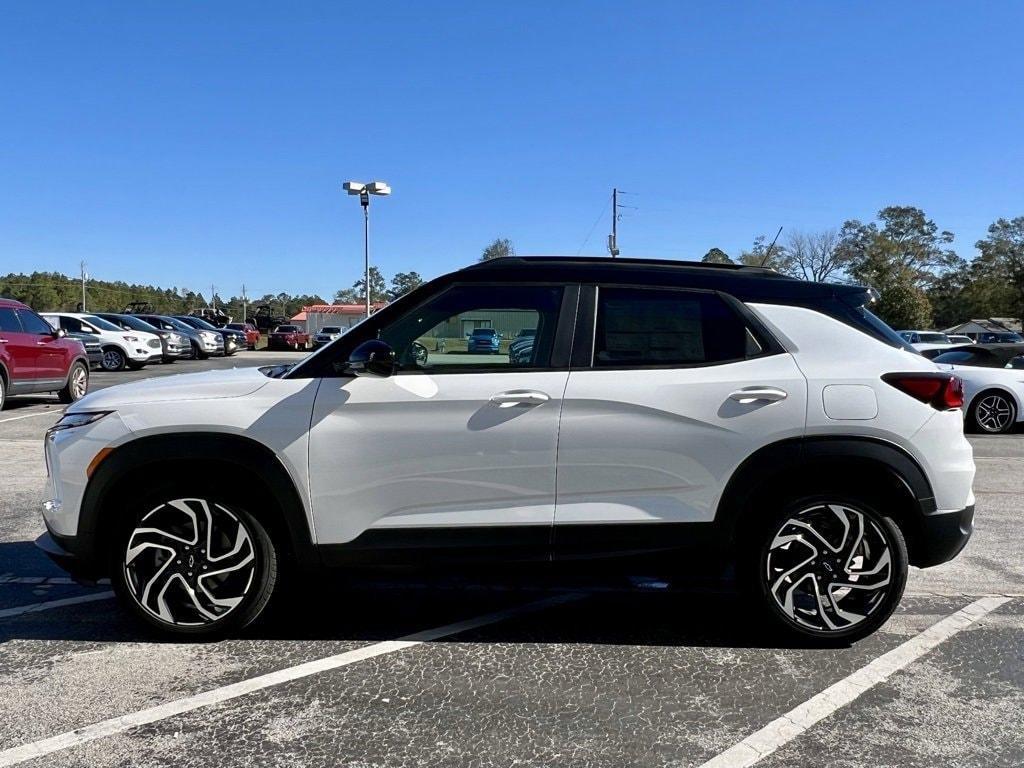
left=576, top=194, right=612, bottom=255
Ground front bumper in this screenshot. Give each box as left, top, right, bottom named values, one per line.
left=35, top=530, right=103, bottom=584
left=914, top=504, right=974, bottom=568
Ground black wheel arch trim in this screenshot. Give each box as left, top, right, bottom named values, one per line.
left=72, top=432, right=318, bottom=576
left=716, top=435, right=945, bottom=565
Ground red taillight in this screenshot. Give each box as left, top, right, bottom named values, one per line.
left=882, top=373, right=963, bottom=410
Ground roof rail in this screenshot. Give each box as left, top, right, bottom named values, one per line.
left=463, top=255, right=780, bottom=275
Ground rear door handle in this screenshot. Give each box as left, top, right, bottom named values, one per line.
left=489, top=390, right=550, bottom=407
left=729, top=387, right=788, bottom=403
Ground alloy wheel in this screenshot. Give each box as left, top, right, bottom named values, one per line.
left=123, top=498, right=257, bottom=627
left=102, top=349, right=125, bottom=371
left=974, top=393, right=1014, bottom=433
left=70, top=366, right=88, bottom=399
left=765, top=503, right=892, bottom=633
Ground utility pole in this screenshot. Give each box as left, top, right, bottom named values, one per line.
left=607, top=188, right=620, bottom=258
left=241, top=284, right=247, bottom=323
left=80, top=261, right=87, bottom=311
left=210, top=284, right=216, bottom=313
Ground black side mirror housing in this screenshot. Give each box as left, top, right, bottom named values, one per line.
left=54, top=327, right=67, bottom=338
left=347, top=339, right=396, bottom=378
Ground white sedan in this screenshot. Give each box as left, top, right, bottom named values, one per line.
left=931, top=345, right=1024, bottom=433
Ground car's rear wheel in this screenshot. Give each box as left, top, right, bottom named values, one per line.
left=0, top=375, right=6, bottom=411
left=101, top=347, right=127, bottom=371
left=969, top=390, right=1017, bottom=434
left=747, top=496, right=907, bottom=644
left=111, top=493, right=278, bottom=637
left=57, top=362, right=89, bottom=404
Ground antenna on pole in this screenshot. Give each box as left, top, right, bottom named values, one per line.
left=760, top=226, right=784, bottom=267
left=80, top=261, right=87, bottom=312
left=607, top=188, right=620, bottom=257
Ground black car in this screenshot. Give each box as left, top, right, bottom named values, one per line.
left=927, top=343, right=1024, bottom=369
left=94, top=313, right=191, bottom=363
left=173, top=316, right=246, bottom=355
left=66, top=331, right=103, bottom=369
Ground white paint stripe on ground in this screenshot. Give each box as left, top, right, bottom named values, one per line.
left=697, top=595, right=1011, bottom=768
left=0, top=591, right=114, bottom=619
left=0, top=576, right=105, bottom=585
left=0, top=592, right=579, bottom=767
left=0, top=410, right=62, bottom=424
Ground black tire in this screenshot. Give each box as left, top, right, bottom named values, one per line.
left=100, top=346, right=127, bottom=372
left=193, top=342, right=208, bottom=360
left=162, top=357, right=176, bottom=364
left=110, top=489, right=279, bottom=638
left=126, top=361, right=147, bottom=371
left=0, top=374, right=6, bottom=411
left=57, top=362, right=89, bottom=404
left=741, top=494, right=908, bottom=645
left=968, top=390, right=1017, bottom=434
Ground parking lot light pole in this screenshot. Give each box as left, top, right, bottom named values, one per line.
left=343, top=181, right=391, bottom=320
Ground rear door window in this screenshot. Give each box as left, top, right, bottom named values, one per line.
left=593, top=287, right=762, bottom=367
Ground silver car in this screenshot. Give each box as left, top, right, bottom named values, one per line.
left=312, top=325, right=345, bottom=349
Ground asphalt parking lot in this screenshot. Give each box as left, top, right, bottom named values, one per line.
left=0, top=356, right=1022, bottom=767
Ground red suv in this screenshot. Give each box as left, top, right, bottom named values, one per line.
left=0, top=298, right=91, bottom=410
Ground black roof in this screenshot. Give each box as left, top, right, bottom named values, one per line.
left=458, top=256, right=865, bottom=304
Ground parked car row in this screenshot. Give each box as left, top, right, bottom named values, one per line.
left=0, top=299, right=273, bottom=410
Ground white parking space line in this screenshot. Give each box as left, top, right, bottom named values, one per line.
left=696, top=595, right=1011, bottom=768
left=0, top=592, right=580, bottom=767
left=0, top=410, right=63, bottom=424
left=0, top=591, right=114, bottom=620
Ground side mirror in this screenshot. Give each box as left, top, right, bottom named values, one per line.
left=347, top=339, right=396, bottom=378
left=54, top=327, right=67, bottom=338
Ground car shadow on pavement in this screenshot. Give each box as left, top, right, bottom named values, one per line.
left=0, top=539, right=831, bottom=650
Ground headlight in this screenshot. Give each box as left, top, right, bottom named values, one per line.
left=123, top=335, right=139, bottom=342
left=201, top=331, right=217, bottom=341
left=48, top=411, right=112, bottom=433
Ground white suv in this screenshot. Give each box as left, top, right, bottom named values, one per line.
left=37, top=258, right=975, bottom=642
left=43, top=313, right=162, bottom=371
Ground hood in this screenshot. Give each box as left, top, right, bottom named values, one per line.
left=69, top=366, right=271, bottom=411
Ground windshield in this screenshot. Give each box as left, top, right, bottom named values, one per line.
left=321, top=326, right=342, bottom=333
left=179, top=316, right=218, bottom=330
left=106, top=314, right=161, bottom=333
left=82, top=314, right=125, bottom=332
left=471, top=328, right=496, bottom=336
left=918, top=333, right=950, bottom=343
left=158, top=316, right=196, bottom=332
left=276, top=325, right=298, bottom=332
left=932, top=350, right=984, bottom=366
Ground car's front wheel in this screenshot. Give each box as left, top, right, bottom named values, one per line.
left=101, top=347, right=127, bottom=371
left=112, top=493, right=278, bottom=637
left=969, top=390, right=1017, bottom=434
left=747, top=496, right=907, bottom=644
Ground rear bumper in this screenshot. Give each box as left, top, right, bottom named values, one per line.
left=914, top=504, right=974, bottom=568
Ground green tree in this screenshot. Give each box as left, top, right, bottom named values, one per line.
left=838, top=206, right=960, bottom=327
left=389, top=271, right=423, bottom=299
left=702, top=248, right=733, bottom=264
left=338, top=266, right=388, bottom=304
left=972, top=216, right=1024, bottom=319
left=479, top=237, right=515, bottom=262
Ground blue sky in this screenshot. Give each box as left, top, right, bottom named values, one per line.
left=2, top=1, right=1023, bottom=301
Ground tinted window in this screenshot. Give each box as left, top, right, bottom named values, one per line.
left=918, top=333, right=949, bottom=343
left=101, top=314, right=160, bottom=333
left=594, top=288, right=755, bottom=367
left=178, top=316, right=217, bottom=330
left=17, top=309, right=54, bottom=335
left=379, top=284, right=563, bottom=371
left=932, top=350, right=987, bottom=366
left=0, top=307, right=21, bottom=332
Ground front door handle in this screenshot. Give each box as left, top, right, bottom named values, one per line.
left=489, top=390, right=550, bottom=407
left=729, top=387, right=788, bottom=404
